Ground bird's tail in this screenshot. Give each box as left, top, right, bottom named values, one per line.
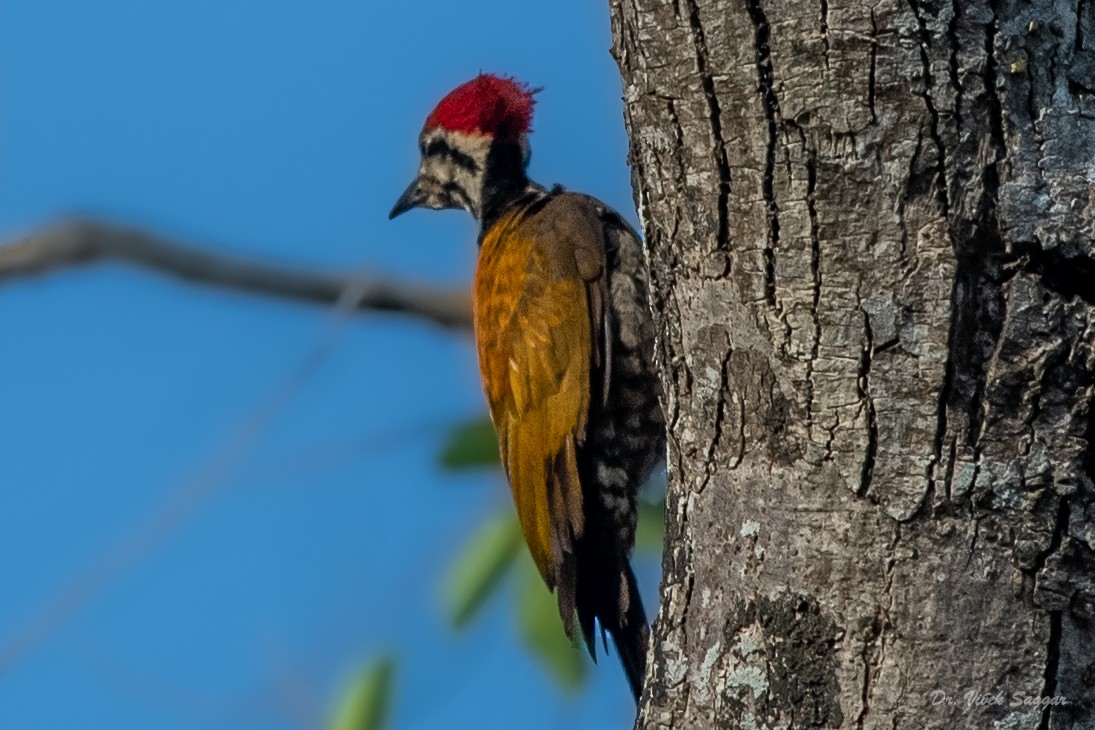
left=610, top=564, right=650, bottom=702
left=576, top=559, right=650, bottom=703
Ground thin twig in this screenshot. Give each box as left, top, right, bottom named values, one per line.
left=0, top=218, right=472, bottom=330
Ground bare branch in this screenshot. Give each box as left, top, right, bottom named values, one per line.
left=0, top=218, right=472, bottom=329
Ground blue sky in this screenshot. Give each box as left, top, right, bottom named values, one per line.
left=0, top=1, right=655, bottom=728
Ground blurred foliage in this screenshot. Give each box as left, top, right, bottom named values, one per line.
left=439, top=417, right=500, bottom=469
left=439, top=415, right=665, bottom=693
left=634, top=499, right=665, bottom=553
left=324, top=414, right=662, bottom=726
left=328, top=655, right=396, bottom=730
left=516, top=551, right=587, bottom=692
left=444, top=512, right=523, bottom=628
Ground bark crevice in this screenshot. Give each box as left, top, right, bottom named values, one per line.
left=682, top=0, right=732, bottom=272
left=1037, top=610, right=1063, bottom=730
left=744, top=0, right=781, bottom=309
left=857, top=308, right=878, bottom=499
left=805, top=153, right=822, bottom=431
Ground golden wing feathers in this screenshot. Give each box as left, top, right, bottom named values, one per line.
left=474, top=194, right=607, bottom=627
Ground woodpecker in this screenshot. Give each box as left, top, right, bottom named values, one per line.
left=390, top=74, right=665, bottom=701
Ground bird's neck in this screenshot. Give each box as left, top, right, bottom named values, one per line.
left=478, top=141, right=540, bottom=232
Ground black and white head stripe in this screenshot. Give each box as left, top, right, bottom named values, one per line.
left=414, top=128, right=492, bottom=217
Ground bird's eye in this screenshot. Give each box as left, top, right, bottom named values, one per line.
left=425, top=138, right=446, bottom=158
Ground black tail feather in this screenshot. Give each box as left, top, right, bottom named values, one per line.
left=575, top=556, right=649, bottom=703
left=609, top=564, right=649, bottom=702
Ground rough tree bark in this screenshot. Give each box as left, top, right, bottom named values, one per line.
left=611, top=0, right=1095, bottom=727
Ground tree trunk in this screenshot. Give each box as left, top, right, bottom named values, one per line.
left=610, top=0, right=1095, bottom=727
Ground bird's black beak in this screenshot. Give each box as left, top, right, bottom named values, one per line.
left=389, top=179, right=422, bottom=220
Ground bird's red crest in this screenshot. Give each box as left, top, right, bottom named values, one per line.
left=425, top=74, right=537, bottom=142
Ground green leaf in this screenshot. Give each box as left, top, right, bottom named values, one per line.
left=328, top=655, right=396, bottom=730
left=634, top=498, right=666, bottom=553
left=517, top=555, right=588, bottom=693
left=444, top=513, right=523, bottom=628
left=439, top=417, right=500, bottom=470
